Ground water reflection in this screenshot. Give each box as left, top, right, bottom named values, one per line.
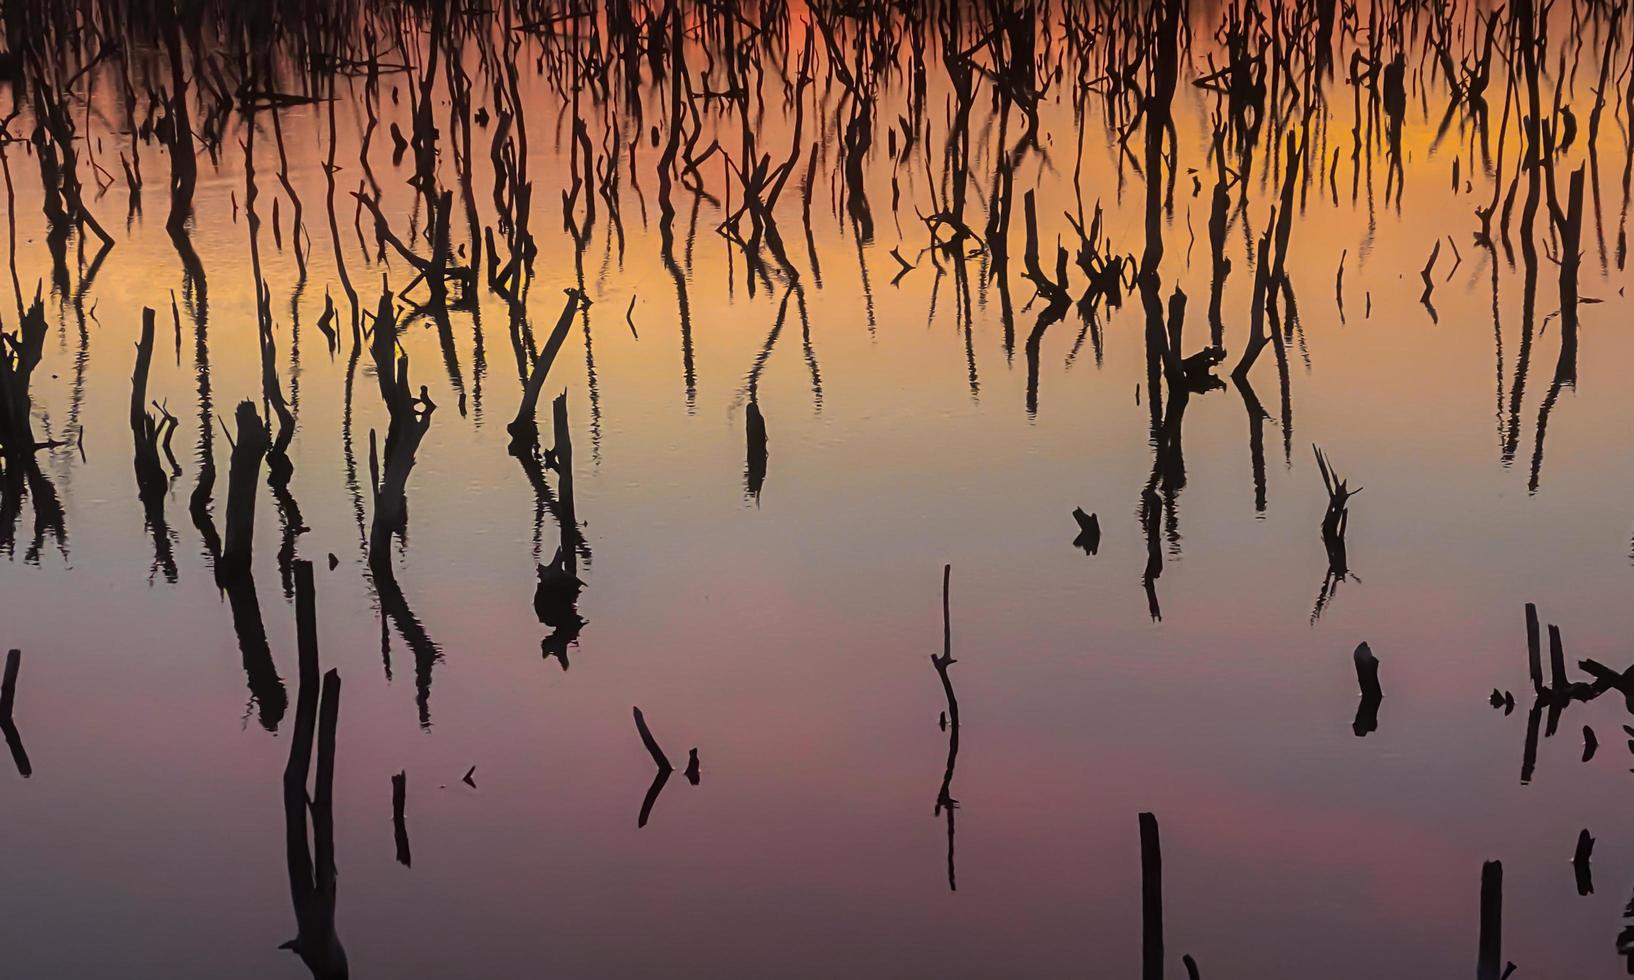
left=365, top=289, right=442, bottom=726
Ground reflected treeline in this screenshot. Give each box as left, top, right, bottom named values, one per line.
left=0, top=0, right=1621, bottom=611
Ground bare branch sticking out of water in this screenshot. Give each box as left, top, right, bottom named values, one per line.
left=1, top=649, right=32, bottom=777
left=932, top=564, right=960, bottom=891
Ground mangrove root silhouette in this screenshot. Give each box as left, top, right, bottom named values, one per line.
left=1313, top=445, right=1359, bottom=577
left=508, top=290, right=583, bottom=452
left=633, top=706, right=674, bottom=828
left=2, top=648, right=32, bottom=778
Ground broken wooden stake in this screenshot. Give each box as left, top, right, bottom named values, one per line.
left=1525, top=603, right=1543, bottom=693
left=1353, top=642, right=1382, bottom=737
left=392, top=770, right=411, bottom=867
left=1573, top=828, right=1594, bottom=896
left=1477, top=860, right=1503, bottom=980
left=1140, top=811, right=1163, bottom=980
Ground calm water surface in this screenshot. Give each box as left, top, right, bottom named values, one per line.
left=3, top=1, right=1634, bottom=976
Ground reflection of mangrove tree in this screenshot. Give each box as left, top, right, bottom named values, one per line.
left=0, top=294, right=66, bottom=562
left=365, top=290, right=442, bottom=728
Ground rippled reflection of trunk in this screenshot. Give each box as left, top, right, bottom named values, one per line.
left=366, top=290, right=441, bottom=726
left=130, top=307, right=178, bottom=582
left=1529, top=166, right=1586, bottom=492
left=1022, top=190, right=1071, bottom=416
left=211, top=401, right=285, bottom=729
left=1503, top=229, right=1540, bottom=465
left=222, top=566, right=287, bottom=731
left=221, top=401, right=269, bottom=579
left=741, top=289, right=793, bottom=499
left=243, top=103, right=305, bottom=597
left=367, top=291, right=434, bottom=564
left=0, top=294, right=68, bottom=561
left=159, top=0, right=198, bottom=267
left=531, top=392, right=587, bottom=669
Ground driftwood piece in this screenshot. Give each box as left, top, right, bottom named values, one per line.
left=1071, top=507, right=1100, bottom=555
left=633, top=707, right=671, bottom=771
left=633, top=706, right=673, bottom=828
left=392, top=770, right=411, bottom=867
left=1353, top=642, right=1382, bottom=737
left=1573, top=828, right=1594, bottom=896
